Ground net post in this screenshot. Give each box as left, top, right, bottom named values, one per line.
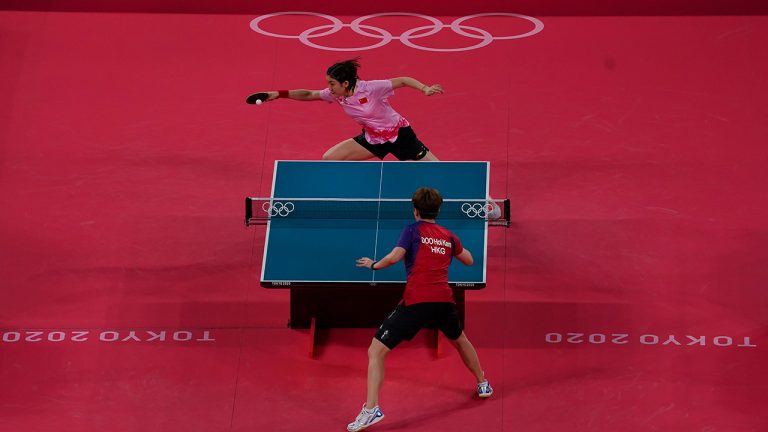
left=244, top=197, right=252, bottom=226
left=503, top=199, right=511, bottom=227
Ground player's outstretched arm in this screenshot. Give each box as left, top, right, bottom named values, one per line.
left=455, top=249, right=473, bottom=266
left=390, top=77, right=443, bottom=96
left=246, top=89, right=322, bottom=104
left=356, top=247, right=406, bottom=270
left=269, top=89, right=320, bottom=101
left=263, top=89, right=322, bottom=101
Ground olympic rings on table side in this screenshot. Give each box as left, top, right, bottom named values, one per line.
left=262, top=201, right=295, bottom=217
left=461, top=202, right=493, bottom=219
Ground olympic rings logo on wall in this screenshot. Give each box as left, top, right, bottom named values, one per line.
left=250, top=12, right=544, bottom=52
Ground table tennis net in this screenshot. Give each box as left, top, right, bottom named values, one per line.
left=245, top=197, right=510, bottom=226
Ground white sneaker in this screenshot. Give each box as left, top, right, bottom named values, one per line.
left=477, top=380, right=493, bottom=398
left=487, top=200, right=502, bottom=220
left=347, top=404, right=385, bottom=431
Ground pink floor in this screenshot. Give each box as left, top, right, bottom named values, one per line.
left=1, top=6, right=767, bottom=432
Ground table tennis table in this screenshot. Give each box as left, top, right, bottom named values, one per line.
left=246, top=161, right=508, bottom=329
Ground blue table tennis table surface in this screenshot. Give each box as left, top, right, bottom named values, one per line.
left=260, top=161, right=490, bottom=288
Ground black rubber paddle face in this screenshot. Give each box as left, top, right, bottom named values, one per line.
left=246, top=92, right=269, bottom=104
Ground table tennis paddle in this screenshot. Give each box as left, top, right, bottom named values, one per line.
left=245, top=92, right=269, bottom=104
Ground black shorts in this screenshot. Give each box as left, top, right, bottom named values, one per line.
left=353, top=126, right=430, bottom=161
left=374, top=302, right=463, bottom=350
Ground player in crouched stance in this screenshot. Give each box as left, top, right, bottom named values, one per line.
left=349, top=187, right=492, bottom=431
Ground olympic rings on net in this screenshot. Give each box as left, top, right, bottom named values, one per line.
left=461, top=202, right=492, bottom=219
left=262, top=201, right=295, bottom=217
left=250, top=12, right=544, bottom=52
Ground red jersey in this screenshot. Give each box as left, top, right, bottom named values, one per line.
left=396, top=221, right=463, bottom=305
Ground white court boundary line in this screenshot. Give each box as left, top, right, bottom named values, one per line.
left=484, top=161, right=490, bottom=285
left=259, top=160, right=281, bottom=283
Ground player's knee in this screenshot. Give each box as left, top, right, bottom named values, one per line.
left=420, top=151, right=439, bottom=161
left=368, top=340, right=390, bottom=359
left=322, top=148, right=345, bottom=161
left=449, top=332, right=468, bottom=347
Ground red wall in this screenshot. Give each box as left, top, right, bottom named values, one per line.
left=3, top=0, right=768, bottom=15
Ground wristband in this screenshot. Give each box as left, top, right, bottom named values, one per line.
left=370, top=261, right=378, bottom=270
left=278, top=90, right=290, bottom=99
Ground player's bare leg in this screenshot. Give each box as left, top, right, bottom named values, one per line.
left=449, top=332, right=485, bottom=382
left=323, top=138, right=377, bottom=160
left=365, top=338, right=390, bottom=409
left=347, top=339, right=389, bottom=431
left=451, top=332, right=494, bottom=397
left=419, top=151, right=439, bottom=161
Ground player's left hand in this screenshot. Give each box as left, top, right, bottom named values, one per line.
left=422, top=84, right=443, bottom=96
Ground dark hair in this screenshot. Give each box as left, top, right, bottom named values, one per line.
left=326, top=58, right=361, bottom=90
left=412, top=187, right=443, bottom=220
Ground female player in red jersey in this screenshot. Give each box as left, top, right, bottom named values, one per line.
left=346, top=187, right=493, bottom=432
